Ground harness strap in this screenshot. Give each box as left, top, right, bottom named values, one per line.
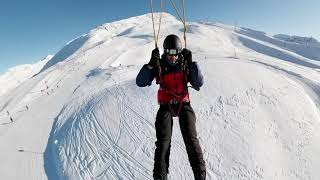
left=168, top=99, right=184, bottom=117
left=182, top=57, right=189, bottom=87
left=164, top=89, right=186, bottom=98
left=161, top=76, right=188, bottom=117
left=157, top=57, right=189, bottom=118
left=156, top=59, right=163, bottom=86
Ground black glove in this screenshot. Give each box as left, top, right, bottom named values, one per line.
left=182, top=48, right=192, bottom=65
left=148, top=48, right=160, bottom=68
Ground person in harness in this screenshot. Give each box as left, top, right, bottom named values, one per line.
left=136, top=34, right=206, bottom=180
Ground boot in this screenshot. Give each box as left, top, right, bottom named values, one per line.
left=194, top=170, right=206, bottom=180
left=153, top=174, right=168, bottom=180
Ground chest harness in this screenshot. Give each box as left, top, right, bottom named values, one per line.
left=156, top=57, right=189, bottom=117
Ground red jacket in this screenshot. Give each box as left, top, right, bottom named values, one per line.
left=136, top=55, right=204, bottom=104
left=156, top=60, right=190, bottom=104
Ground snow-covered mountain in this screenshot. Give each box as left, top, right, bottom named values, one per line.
left=274, top=34, right=320, bottom=45
left=0, top=55, right=53, bottom=97
left=0, top=13, right=320, bottom=180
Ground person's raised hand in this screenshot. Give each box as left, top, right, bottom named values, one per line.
left=182, top=48, right=192, bottom=64
left=148, top=47, right=160, bottom=68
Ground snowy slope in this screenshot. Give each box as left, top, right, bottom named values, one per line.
left=1, top=13, right=320, bottom=180
left=238, top=28, right=320, bottom=62
left=0, top=55, right=53, bottom=97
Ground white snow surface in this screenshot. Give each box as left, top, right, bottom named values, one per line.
left=0, top=55, right=53, bottom=97
left=1, top=13, right=320, bottom=180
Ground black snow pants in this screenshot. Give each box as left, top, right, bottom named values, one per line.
left=153, top=102, right=206, bottom=177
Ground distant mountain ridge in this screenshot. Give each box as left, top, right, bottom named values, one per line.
left=274, top=34, right=320, bottom=45
left=0, top=55, right=53, bottom=97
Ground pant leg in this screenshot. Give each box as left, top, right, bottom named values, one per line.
left=165, top=139, right=171, bottom=174
left=178, top=103, right=206, bottom=173
left=154, top=105, right=173, bottom=176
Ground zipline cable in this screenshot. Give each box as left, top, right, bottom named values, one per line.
left=150, top=0, right=164, bottom=82
left=150, top=0, right=188, bottom=48
left=169, top=0, right=184, bottom=23
left=182, top=0, right=187, bottom=48
left=150, top=0, right=163, bottom=48
left=169, top=0, right=188, bottom=48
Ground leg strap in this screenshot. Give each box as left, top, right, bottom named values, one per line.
left=168, top=99, right=184, bottom=117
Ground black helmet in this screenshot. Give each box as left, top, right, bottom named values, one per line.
left=163, top=34, right=182, bottom=53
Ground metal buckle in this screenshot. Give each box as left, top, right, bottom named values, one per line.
left=169, top=99, right=180, bottom=117
left=170, top=99, right=178, bottom=105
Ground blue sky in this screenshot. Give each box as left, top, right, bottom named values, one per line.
left=0, top=0, right=319, bottom=73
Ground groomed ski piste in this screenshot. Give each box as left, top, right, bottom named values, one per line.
left=0, top=13, right=320, bottom=180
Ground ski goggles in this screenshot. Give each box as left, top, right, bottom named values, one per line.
left=165, top=49, right=181, bottom=56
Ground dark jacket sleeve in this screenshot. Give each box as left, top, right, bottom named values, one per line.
left=189, top=62, right=204, bottom=91
left=136, top=64, right=157, bottom=87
